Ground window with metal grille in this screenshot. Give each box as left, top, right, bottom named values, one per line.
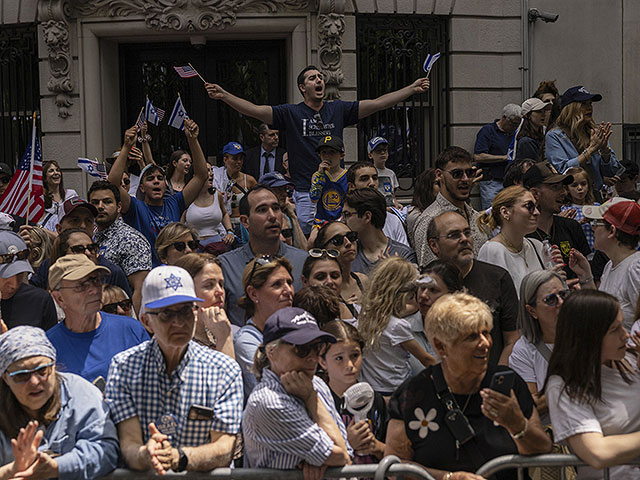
left=623, top=124, right=640, bottom=164
left=356, top=14, right=449, bottom=191
left=0, top=24, right=40, bottom=169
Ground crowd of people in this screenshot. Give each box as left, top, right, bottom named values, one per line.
left=0, top=67, right=639, bottom=480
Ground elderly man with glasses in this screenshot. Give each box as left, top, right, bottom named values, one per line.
left=105, top=265, right=243, bottom=474
left=46, top=254, right=149, bottom=384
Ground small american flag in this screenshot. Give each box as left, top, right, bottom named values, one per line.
left=0, top=137, right=44, bottom=223
left=136, top=108, right=145, bottom=131
left=174, top=65, right=199, bottom=78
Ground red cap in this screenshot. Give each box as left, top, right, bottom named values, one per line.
left=59, top=197, right=98, bottom=223
left=602, top=200, right=640, bottom=235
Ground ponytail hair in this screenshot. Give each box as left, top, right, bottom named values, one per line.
left=251, top=339, right=284, bottom=381
left=477, top=185, right=528, bottom=233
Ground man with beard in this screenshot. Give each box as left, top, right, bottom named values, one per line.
left=414, top=147, right=488, bottom=269
left=88, top=181, right=152, bottom=315
left=217, top=185, right=308, bottom=326
left=205, top=66, right=430, bottom=235
left=107, top=118, right=208, bottom=266
left=523, top=162, right=590, bottom=279
left=427, top=210, right=519, bottom=365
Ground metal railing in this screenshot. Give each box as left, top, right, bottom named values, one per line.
left=102, top=455, right=435, bottom=480
left=475, top=454, right=640, bottom=480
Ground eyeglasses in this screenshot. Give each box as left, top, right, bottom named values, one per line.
left=281, top=228, right=293, bottom=238
left=522, top=201, right=538, bottom=214
left=69, top=243, right=99, bottom=255
left=247, top=255, right=281, bottom=285
left=443, top=168, right=475, bottom=180
left=323, top=231, right=358, bottom=247
left=308, top=248, right=340, bottom=259
left=102, top=299, right=133, bottom=314
left=537, top=289, right=570, bottom=307
left=7, top=362, right=54, bottom=384
left=58, top=274, right=106, bottom=293
left=146, top=304, right=195, bottom=323
left=284, top=341, right=328, bottom=358
left=0, top=249, right=30, bottom=265
left=172, top=240, right=199, bottom=252
left=439, top=228, right=472, bottom=241
left=0, top=177, right=11, bottom=185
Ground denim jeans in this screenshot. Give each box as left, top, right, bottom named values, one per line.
left=293, top=191, right=315, bottom=236
left=479, top=179, right=504, bottom=210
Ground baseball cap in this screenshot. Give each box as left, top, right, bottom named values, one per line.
left=223, top=142, right=244, bottom=155
left=48, top=254, right=109, bottom=290
left=620, top=160, right=639, bottom=179
left=0, top=231, right=33, bottom=279
left=521, top=98, right=551, bottom=116
left=583, top=197, right=640, bottom=235
left=262, top=307, right=337, bottom=346
left=522, top=162, right=573, bottom=189
left=142, top=265, right=203, bottom=309
left=560, top=86, right=602, bottom=109
left=59, top=197, right=98, bottom=223
left=315, top=135, right=344, bottom=153
left=259, top=171, right=293, bottom=188
left=367, top=136, right=389, bottom=153
left=0, top=163, right=12, bottom=178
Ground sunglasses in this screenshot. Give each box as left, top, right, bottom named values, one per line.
left=323, top=231, right=357, bottom=248
left=589, top=220, right=608, bottom=228
left=146, top=304, right=195, bottom=323
left=247, top=255, right=281, bottom=285
left=284, top=341, right=328, bottom=358
left=281, top=228, right=293, bottom=238
left=308, top=248, right=339, bottom=259
left=537, top=289, right=570, bottom=307
left=58, top=274, right=106, bottom=293
left=7, top=362, right=54, bottom=384
left=443, top=168, right=475, bottom=180
left=172, top=240, right=199, bottom=252
left=69, top=243, right=99, bottom=255
left=0, top=249, right=30, bottom=265
left=522, top=201, right=538, bottom=214
left=102, top=299, right=133, bottom=314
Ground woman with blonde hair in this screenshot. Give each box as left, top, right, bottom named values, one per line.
left=154, top=222, right=199, bottom=265
left=545, top=86, right=620, bottom=193
left=26, top=227, right=52, bottom=269
left=477, top=185, right=560, bottom=295
left=358, top=257, right=436, bottom=395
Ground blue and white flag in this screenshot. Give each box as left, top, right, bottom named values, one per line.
left=423, top=52, right=441, bottom=75
left=168, top=96, right=189, bottom=130
left=506, top=117, right=525, bottom=163
left=145, top=97, right=165, bottom=126
left=78, top=158, right=108, bottom=179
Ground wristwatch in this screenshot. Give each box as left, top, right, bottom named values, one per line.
left=174, top=447, right=188, bottom=472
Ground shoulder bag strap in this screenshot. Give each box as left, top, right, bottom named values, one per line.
left=526, top=237, right=546, bottom=270
left=533, top=339, right=553, bottom=362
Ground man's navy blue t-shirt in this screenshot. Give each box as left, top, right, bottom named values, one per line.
left=46, top=312, right=149, bottom=383
left=272, top=100, right=359, bottom=192
left=473, top=120, right=513, bottom=181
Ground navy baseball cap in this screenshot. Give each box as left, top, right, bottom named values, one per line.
left=367, top=136, right=389, bottom=153
left=259, top=171, right=293, bottom=188
left=315, top=135, right=344, bottom=153
left=263, top=307, right=336, bottom=346
left=560, top=86, right=602, bottom=109
left=223, top=142, right=244, bottom=155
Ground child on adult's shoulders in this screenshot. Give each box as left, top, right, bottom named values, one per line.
left=367, top=136, right=401, bottom=209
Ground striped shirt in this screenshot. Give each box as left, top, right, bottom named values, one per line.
left=105, top=339, right=243, bottom=447
left=242, top=368, right=352, bottom=468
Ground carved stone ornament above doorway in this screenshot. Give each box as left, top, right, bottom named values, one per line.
left=70, top=0, right=311, bottom=31
left=318, top=0, right=345, bottom=100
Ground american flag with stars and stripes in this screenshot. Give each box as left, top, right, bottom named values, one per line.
left=174, top=65, right=199, bottom=78
left=0, top=137, right=44, bottom=223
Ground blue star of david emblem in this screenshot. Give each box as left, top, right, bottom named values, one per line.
left=164, top=273, right=183, bottom=291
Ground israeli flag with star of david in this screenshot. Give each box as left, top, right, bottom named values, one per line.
left=168, top=96, right=189, bottom=131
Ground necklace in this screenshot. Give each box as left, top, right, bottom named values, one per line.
left=500, top=233, right=528, bottom=268
left=461, top=394, right=472, bottom=413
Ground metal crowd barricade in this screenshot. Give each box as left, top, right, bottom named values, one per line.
left=102, top=455, right=436, bottom=480
left=475, top=454, right=640, bottom=480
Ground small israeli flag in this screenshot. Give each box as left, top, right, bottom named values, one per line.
left=506, top=117, right=525, bottom=163
left=78, top=158, right=107, bottom=179
left=168, top=96, right=189, bottom=131
left=423, top=52, right=441, bottom=75
left=145, top=97, right=165, bottom=126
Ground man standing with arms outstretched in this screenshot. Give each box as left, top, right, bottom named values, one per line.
left=205, top=66, right=430, bottom=234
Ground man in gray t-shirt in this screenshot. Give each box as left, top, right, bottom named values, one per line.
left=342, top=188, right=416, bottom=275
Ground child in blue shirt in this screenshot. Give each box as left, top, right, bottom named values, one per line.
left=310, top=135, right=348, bottom=227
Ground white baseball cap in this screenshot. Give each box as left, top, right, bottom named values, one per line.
left=521, top=98, right=551, bottom=116
left=142, top=265, right=203, bottom=309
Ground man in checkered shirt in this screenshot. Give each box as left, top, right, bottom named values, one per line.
left=105, top=265, right=243, bottom=474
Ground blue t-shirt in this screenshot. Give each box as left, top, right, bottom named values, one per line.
left=122, top=192, right=186, bottom=266
left=272, top=101, right=359, bottom=192
left=473, top=120, right=513, bottom=180
left=46, top=312, right=150, bottom=383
